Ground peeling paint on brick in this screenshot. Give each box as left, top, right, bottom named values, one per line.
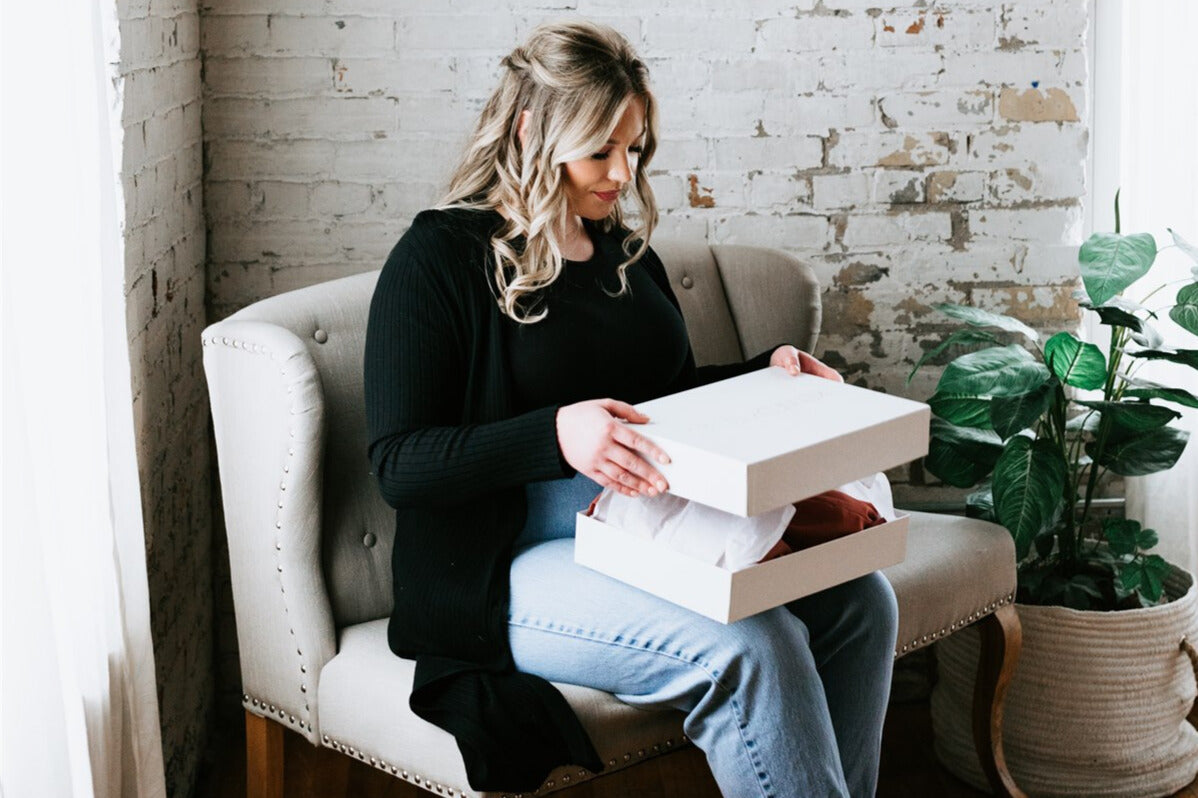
left=894, top=295, right=934, bottom=326
left=947, top=210, right=972, bottom=251
left=834, top=261, right=890, bottom=286
left=998, top=86, right=1079, bottom=122
left=822, top=287, right=876, bottom=336
left=687, top=174, right=715, bottom=208
left=886, top=174, right=923, bottom=204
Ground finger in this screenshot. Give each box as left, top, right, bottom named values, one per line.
left=607, top=444, right=669, bottom=494
left=798, top=351, right=842, bottom=381
left=597, top=460, right=645, bottom=496
left=610, top=423, right=671, bottom=466
left=594, top=472, right=637, bottom=497
left=609, top=451, right=661, bottom=495
left=601, top=398, right=650, bottom=424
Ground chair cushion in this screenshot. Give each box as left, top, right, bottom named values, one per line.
left=883, top=511, right=1017, bottom=656
left=318, top=619, right=688, bottom=798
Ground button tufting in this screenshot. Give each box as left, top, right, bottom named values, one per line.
left=363, top=532, right=377, bottom=548
left=681, top=274, right=694, bottom=289
left=313, top=329, right=328, bottom=344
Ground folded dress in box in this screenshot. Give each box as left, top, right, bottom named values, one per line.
left=589, top=472, right=896, bottom=571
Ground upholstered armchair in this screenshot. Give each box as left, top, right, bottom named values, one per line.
left=202, top=241, right=1024, bottom=798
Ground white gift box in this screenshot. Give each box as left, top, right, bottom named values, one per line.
left=574, top=368, right=930, bottom=623
left=627, top=368, right=930, bottom=518
left=575, top=511, right=910, bottom=624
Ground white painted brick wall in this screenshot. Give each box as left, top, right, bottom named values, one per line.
left=116, top=2, right=210, bottom=797
left=199, top=0, right=1091, bottom=519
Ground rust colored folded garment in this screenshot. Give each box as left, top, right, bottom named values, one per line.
left=782, top=490, right=884, bottom=551
left=757, top=538, right=795, bottom=563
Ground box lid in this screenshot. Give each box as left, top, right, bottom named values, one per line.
left=632, top=368, right=930, bottom=516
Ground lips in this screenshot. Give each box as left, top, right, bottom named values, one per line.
left=593, top=190, right=621, bottom=202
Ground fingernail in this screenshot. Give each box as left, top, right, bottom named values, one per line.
left=647, top=487, right=658, bottom=497
left=658, top=454, right=670, bottom=464
left=656, top=480, right=667, bottom=491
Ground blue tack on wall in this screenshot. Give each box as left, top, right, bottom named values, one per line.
left=1031, top=80, right=1040, bottom=88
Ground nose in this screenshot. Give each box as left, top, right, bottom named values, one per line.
left=609, top=152, right=632, bottom=184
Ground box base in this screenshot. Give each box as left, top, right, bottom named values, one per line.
left=575, top=512, right=908, bottom=624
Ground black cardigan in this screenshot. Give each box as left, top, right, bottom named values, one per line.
left=364, top=207, right=774, bottom=790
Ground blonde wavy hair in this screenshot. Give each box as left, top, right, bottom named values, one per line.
left=438, top=20, right=659, bottom=323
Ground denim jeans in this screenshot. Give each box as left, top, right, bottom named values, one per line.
left=510, top=474, right=899, bottom=798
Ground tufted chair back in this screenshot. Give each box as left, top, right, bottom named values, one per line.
left=202, top=242, right=820, bottom=741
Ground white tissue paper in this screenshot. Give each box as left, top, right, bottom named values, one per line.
left=592, top=489, right=794, bottom=571
left=591, top=471, right=896, bottom=572
left=835, top=471, right=897, bottom=522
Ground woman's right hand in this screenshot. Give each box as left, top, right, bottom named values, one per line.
left=556, top=399, right=671, bottom=498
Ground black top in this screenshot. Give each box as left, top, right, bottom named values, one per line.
left=364, top=207, right=776, bottom=791
left=504, top=223, right=693, bottom=410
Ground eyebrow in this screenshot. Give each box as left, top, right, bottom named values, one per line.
left=605, top=130, right=648, bottom=145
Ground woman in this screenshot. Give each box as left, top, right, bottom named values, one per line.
left=365, top=20, right=898, bottom=798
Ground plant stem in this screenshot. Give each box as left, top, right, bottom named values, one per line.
left=1080, top=324, right=1128, bottom=550
left=1054, top=380, right=1078, bottom=568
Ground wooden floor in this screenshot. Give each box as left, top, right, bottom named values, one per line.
left=194, top=697, right=1198, bottom=798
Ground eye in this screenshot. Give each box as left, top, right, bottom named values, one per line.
left=590, top=152, right=610, bottom=161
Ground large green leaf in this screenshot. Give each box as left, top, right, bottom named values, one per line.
left=1120, top=555, right=1169, bottom=604
left=1079, top=232, right=1157, bottom=306
left=1121, top=386, right=1198, bottom=409
left=906, top=329, right=1000, bottom=384
left=1072, top=399, right=1180, bottom=432
left=1043, top=332, right=1107, bottom=389
left=1169, top=282, right=1198, bottom=336
left=929, top=345, right=1051, bottom=428
left=1087, top=426, right=1191, bottom=476
left=935, top=345, right=1052, bottom=397
left=992, top=436, right=1068, bottom=560
left=990, top=379, right=1056, bottom=439
left=925, top=418, right=1004, bottom=487
left=1103, top=518, right=1142, bottom=557
left=1088, top=304, right=1143, bottom=332
left=928, top=395, right=993, bottom=428
left=1129, top=349, right=1198, bottom=370
left=934, top=303, right=1040, bottom=341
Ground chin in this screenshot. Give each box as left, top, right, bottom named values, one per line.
left=580, top=200, right=618, bottom=221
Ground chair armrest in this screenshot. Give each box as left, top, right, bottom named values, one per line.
left=202, top=319, right=337, bottom=743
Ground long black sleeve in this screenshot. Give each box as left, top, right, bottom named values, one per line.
left=365, top=221, right=572, bottom=509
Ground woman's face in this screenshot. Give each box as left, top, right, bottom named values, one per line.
left=561, top=96, right=646, bottom=221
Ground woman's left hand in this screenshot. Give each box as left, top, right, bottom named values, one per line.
left=770, top=345, right=843, bottom=382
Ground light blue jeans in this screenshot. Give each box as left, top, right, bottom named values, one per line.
left=510, top=474, right=899, bottom=798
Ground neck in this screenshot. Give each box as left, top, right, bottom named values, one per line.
left=559, top=214, right=594, bottom=261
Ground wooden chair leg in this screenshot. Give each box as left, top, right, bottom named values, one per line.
left=246, top=709, right=284, bottom=798
left=972, top=604, right=1026, bottom=798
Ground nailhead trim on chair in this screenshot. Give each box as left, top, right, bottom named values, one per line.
left=207, top=334, right=316, bottom=727
left=893, top=590, right=1016, bottom=658
left=242, top=693, right=314, bottom=734
left=317, top=730, right=691, bottom=798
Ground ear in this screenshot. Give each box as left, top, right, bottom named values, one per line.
left=516, top=109, right=531, bottom=147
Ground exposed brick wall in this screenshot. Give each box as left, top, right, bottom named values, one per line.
left=116, top=1, right=210, bottom=796
left=198, top=0, right=1090, bottom=718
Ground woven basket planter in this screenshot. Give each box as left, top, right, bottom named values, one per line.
left=931, top=564, right=1198, bottom=797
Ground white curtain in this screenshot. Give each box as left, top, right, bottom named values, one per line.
left=1, top=1, right=167, bottom=797
left=1115, top=2, right=1198, bottom=576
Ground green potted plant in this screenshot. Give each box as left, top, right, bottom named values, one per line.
left=912, top=198, right=1198, bottom=796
